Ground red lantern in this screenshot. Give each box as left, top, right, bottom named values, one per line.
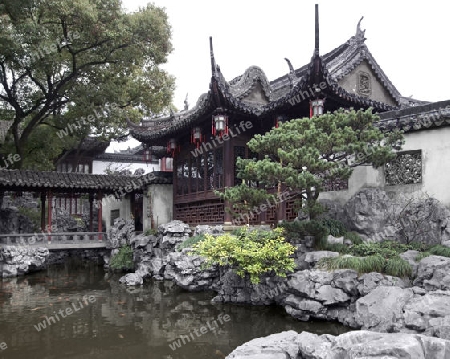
left=143, top=146, right=151, bottom=163
left=275, top=115, right=285, bottom=128
left=167, top=138, right=180, bottom=157
left=310, top=98, right=325, bottom=117
left=212, top=111, right=228, bottom=137
left=191, top=126, right=205, bottom=148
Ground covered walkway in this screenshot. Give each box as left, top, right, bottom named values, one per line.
left=0, top=169, right=170, bottom=245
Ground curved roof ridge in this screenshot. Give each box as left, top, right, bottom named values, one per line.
left=228, top=65, right=272, bottom=101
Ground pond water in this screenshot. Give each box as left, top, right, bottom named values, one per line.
left=0, top=259, right=350, bottom=359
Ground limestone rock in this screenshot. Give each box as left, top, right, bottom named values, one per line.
left=343, top=188, right=391, bottom=239
left=226, top=330, right=302, bottom=359
left=400, top=250, right=420, bottom=277
left=0, top=246, right=49, bottom=277
left=193, top=224, right=224, bottom=236
left=403, top=290, right=450, bottom=339
left=119, top=273, right=143, bottom=286
left=158, top=220, right=191, bottom=235
left=326, top=234, right=344, bottom=245
left=226, top=330, right=450, bottom=359
left=355, top=286, right=414, bottom=332
left=108, top=218, right=135, bottom=249
left=357, top=272, right=407, bottom=296
left=314, top=284, right=350, bottom=305
left=413, top=255, right=450, bottom=291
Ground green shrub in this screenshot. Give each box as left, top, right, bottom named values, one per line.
left=144, top=228, right=158, bottom=236
left=177, top=234, right=206, bottom=251
left=344, top=231, right=363, bottom=245
left=110, top=245, right=134, bottom=271
left=280, top=220, right=328, bottom=247
left=191, top=227, right=295, bottom=284
left=320, top=218, right=347, bottom=237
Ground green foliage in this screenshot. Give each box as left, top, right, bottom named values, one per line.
left=176, top=234, right=206, bottom=251
left=280, top=219, right=328, bottom=246
left=385, top=256, right=413, bottom=277
left=344, top=231, right=363, bottom=245
left=415, top=252, right=431, bottom=261
left=321, top=218, right=347, bottom=237
left=144, top=228, right=158, bottom=236
left=228, top=108, right=403, bottom=220
left=191, top=228, right=296, bottom=284
left=110, top=245, right=134, bottom=271
left=0, top=0, right=175, bottom=168
left=318, top=254, right=412, bottom=277
left=427, top=245, right=450, bottom=258
left=17, top=206, right=40, bottom=231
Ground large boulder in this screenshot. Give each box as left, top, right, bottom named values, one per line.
left=226, top=330, right=302, bottom=359
left=355, top=285, right=414, bottom=332
left=226, top=330, right=450, bottom=359
left=163, top=251, right=218, bottom=291
left=343, top=188, right=392, bottom=239
left=344, top=188, right=450, bottom=244
left=404, top=290, right=450, bottom=339
left=413, top=255, right=450, bottom=291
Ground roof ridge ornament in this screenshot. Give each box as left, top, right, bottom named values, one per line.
left=284, top=58, right=298, bottom=89
left=356, top=16, right=366, bottom=43
left=314, top=4, right=319, bottom=55
left=209, top=36, right=219, bottom=77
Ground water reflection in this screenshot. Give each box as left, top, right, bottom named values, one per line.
left=0, top=258, right=349, bottom=358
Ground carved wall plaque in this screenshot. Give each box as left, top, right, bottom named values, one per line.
left=357, top=71, right=372, bottom=97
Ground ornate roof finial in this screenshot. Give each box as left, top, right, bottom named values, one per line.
left=284, top=58, right=298, bottom=88
left=314, top=4, right=319, bottom=55
left=184, top=93, right=189, bottom=110
left=209, top=36, right=218, bottom=76
left=356, top=16, right=366, bottom=43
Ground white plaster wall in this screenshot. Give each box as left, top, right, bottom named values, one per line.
left=319, top=127, right=450, bottom=207
left=384, top=127, right=450, bottom=206
left=101, top=195, right=131, bottom=232
left=146, top=184, right=173, bottom=229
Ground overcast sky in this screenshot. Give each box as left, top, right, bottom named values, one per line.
left=108, top=0, right=450, bottom=152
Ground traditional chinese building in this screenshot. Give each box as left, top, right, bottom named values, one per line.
left=129, top=5, right=449, bottom=227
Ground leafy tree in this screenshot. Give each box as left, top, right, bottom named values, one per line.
left=191, top=227, right=295, bottom=284
left=222, top=109, right=403, bottom=220
left=0, top=0, right=175, bottom=169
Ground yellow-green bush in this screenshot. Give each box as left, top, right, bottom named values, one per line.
left=191, top=227, right=295, bottom=284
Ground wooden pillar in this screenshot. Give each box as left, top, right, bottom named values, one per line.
left=40, top=192, right=46, bottom=231
left=223, top=134, right=233, bottom=225
left=47, top=191, right=53, bottom=241
left=89, top=193, right=94, bottom=232
left=97, top=191, right=103, bottom=240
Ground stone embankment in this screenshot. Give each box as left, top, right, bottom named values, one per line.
left=120, top=219, right=450, bottom=357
